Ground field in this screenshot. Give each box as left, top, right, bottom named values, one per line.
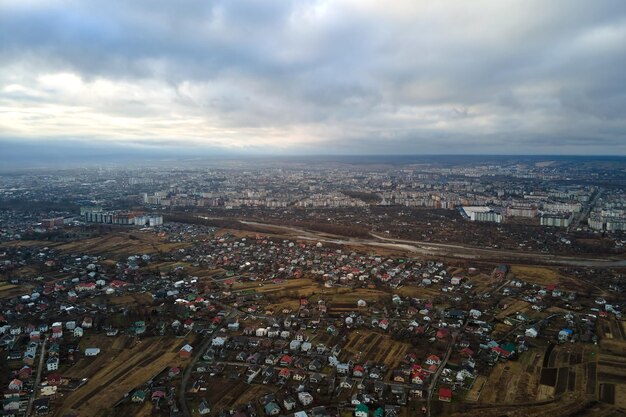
left=54, top=334, right=193, bottom=417
left=448, top=338, right=626, bottom=417
left=0, top=281, right=25, bottom=299
left=465, top=375, right=487, bottom=402
left=596, top=318, right=626, bottom=409
left=234, top=277, right=392, bottom=314
left=394, top=284, right=441, bottom=299
left=509, top=265, right=600, bottom=295
left=205, top=379, right=279, bottom=412
left=509, top=265, right=562, bottom=286
left=0, top=230, right=190, bottom=259
left=341, top=329, right=410, bottom=372
left=495, top=299, right=532, bottom=320
left=53, top=231, right=190, bottom=257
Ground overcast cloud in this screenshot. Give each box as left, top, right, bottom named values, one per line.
left=1, top=0, right=626, bottom=155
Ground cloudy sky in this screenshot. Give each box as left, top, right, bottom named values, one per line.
left=1, top=0, right=626, bottom=156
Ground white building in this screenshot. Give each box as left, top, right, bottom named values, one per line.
left=46, top=357, right=59, bottom=371
left=540, top=213, right=572, bottom=228
left=461, top=206, right=502, bottom=223
left=297, top=392, right=314, bottom=406
left=85, top=348, right=100, bottom=356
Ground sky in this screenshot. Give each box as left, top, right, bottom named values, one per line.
left=1, top=0, right=626, bottom=157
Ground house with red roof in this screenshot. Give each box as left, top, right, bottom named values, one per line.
left=46, top=374, right=62, bottom=386
left=280, top=354, right=293, bottom=366
left=438, top=386, right=452, bottom=402
left=425, top=354, right=441, bottom=366
left=179, top=344, right=193, bottom=358
left=460, top=347, right=474, bottom=358
left=8, top=379, right=23, bottom=391
left=75, top=282, right=96, bottom=292
left=436, top=328, right=449, bottom=339
left=352, top=365, right=365, bottom=377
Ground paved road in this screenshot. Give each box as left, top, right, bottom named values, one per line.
left=568, top=188, right=602, bottom=232
left=26, top=338, right=47, bottom=417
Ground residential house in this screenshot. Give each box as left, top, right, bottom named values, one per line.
left=283, top=397, right=297, bottom=411
left=46, top=357, right=59, bottom=371
left=264, top=402, right=281, bottom=416
left=84, top=348, right=100, bottom=356
left=355, top=403, right=369, bottom=417
left=198, top=400, right=211, bottom=415
left=392, top=370, right=406, bottom=383
left=438, top=386, right=452, bottom=402
left=425, top=355, right=441, bottom=366
left=290, top=340, right=302, bottom=351
left=280, top=355, right=293, bottom=366
left=339, top=377, right=354, bottom=389
left=293, top=369, right=307, bottom=381
left=298, top=392, right=314, bottom=406
left=310, top=373, right=324, bottom=384
left=179, top=344, right=193, bottom=358
left=309, top=359, right=322, bottom=371
left=33, top=398, right=50, bottom=416
left=8, top=379, right=23, bottom=391
left=353, top=365, right=365, bottom=378
left=212, top=336, right=227, bottom=347
left=23, top=351, right=36, bottom=366
left=525, top=327, right=539, bottom=338
left=337, top=363, right=350, bottom=374
left=132, top=390, right=147, bottom=403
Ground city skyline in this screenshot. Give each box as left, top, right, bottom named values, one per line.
left=1, top=0, right=626, bottom=157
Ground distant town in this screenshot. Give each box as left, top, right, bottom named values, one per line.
left=0, top=156, right=625, bottom=417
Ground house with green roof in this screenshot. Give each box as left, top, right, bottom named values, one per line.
left=355, top=403, right=369, bottom=417
left=132, top=389, right=146, bottom=403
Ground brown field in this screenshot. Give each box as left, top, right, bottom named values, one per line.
left=264, top=299, right=301, bottom=314
left=597, top=351, right=626, bottom=407
left=234, top=278, right=318, bottom=296
left=468, top=273, right=498, bottom=293
left=234, top=278, right=391, bottom=309
left=478, top=344, right=595, bottom=407
left=394, top=284, right=440, bottom=299
left=0, top=240, right=48, bottom=249
left=0, top=282, right=25, bottom=299
left=459, top=342, right=626, bottom=417
left=598, top=338, right=626, bottom=356
left=465, top=375, right=487, bottom=402
left=0, top=282, right=18, bottom=292
left=495, top=299, right=532, bottom=320
left=54, top=231, right=190, bottom=257
left=104, top=292, right=154, bottom=306
left=509, top=265, right=562, bottom=286
left=326, top=288, right=390, bottom=307
left=200, top=377, right=279, bottom=412
left=0, top=231, right=190, bottom=259
left=54, top=335, right=193, bottom=417
left=342, top=329, right=410, bottom=372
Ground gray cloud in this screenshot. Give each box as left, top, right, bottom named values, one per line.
left=1, top=0, right=625, bottom=154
